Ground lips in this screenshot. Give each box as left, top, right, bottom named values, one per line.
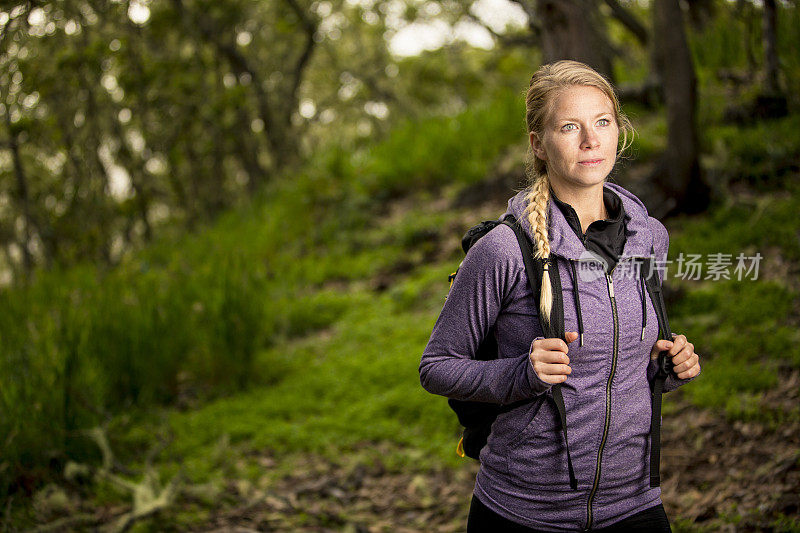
left=579, top=159, right=604, bottom=166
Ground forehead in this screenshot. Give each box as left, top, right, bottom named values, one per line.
left=548, top=85, right=614, bottom=120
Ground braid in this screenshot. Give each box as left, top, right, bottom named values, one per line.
left=523, top=175, right=554, bottom=326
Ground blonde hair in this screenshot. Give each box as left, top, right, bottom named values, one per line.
left=521, top=60, right=635, bottom=325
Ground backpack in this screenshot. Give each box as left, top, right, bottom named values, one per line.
left=446, top=213, right=675, bottom=489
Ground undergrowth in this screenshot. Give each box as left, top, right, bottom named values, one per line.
left=3, top=78, right=800, bottom=531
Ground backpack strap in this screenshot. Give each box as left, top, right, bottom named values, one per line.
left=502, top=215, right=577, bottom=490
left=501, top=214, right=565, bottom=339
left=640, top=248, right=674, bottom=488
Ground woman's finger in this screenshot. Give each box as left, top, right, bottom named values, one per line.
left=533, top=350, right=570, bottom=365
left=535, top=363, right=571, bottom=376
left=536, top=370, right=569, bottom=384
left=535, top=337, right=571, bottom=354
left=540, top=374, right=568, bottom=384
left=668, top=334, right=687, bottom=356
left=676, top=359, right=701, bottom=380
left=673, top=352, right=699, bottom=374
left=670, top=347, right=693, bottom=367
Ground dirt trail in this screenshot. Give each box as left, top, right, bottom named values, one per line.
left=199, top=373, right=799, bottom=532
left=24, top=374, right=796, bottom=532
left=659, top=372, right=800, bottom=531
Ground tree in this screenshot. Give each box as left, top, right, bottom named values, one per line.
left=763, top=0, right=780, bottom=95
left=650, top=0, right=710, bottom=216
left=0, top=0, right=337, bottom=276
left=524, top=0, right=615, bottom=81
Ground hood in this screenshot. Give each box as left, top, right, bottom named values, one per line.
left=503, top=181, right=655, bottom=358
left=504, top=181, right=655, bottom=261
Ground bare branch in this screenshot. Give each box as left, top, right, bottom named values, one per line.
left=170, top=0, right=284, bottom=163
left=604, top=0, right=649, bottom=45
left=63, top=426, right=183, bottom=533
left=463, top=12, right=539, bottom=47
left=283, top=0, right=318, bottom=118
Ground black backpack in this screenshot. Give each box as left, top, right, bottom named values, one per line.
left=446, top=213, right=674, bottom=489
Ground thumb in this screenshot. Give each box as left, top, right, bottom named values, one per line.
left=565, top=331, right=580, bottom=344
left=650, top=339, right=673, bottom=358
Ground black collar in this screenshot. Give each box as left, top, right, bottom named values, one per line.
left=550, top=186, right=625, bottom=240
left=549, top=186, right=627, bottom=273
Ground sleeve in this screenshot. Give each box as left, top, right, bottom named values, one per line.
left=645, top=216, right=700, bottom=392
left=418, top=225, right=552, bottom=404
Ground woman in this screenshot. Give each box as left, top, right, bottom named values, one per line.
left=419, top=60, right=701, bottom=532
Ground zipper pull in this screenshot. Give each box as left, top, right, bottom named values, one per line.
left=606, top=273, right=615, bottom=298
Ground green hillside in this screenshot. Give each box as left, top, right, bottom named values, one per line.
left=3, top=88, right=800, bottom=530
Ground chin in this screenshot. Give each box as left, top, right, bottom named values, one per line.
left=577, top=165, right=614, bottom=184
left=572, top=171, right=610, bottom=186
left=552, top=166, right=613, bottom=188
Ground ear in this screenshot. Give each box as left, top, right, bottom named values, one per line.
left=530, top=131, right=547, bottom=161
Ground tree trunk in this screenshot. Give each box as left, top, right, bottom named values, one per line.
left=737, top=0, right=758, bottom=75
left=603, top=0, right=648, bottom=45
left=6, top=124, right=34, bottom=278
left=236, top=107, right=269, bottom=195
left=535, top=0, right=615, bottom=81
left=762, top=0, right=780, bottom=95
left=754, top=0, right=788, bottom=119
left=170, top=0, right=314, bottom=175
left=650, top=0, right=709, bottom=216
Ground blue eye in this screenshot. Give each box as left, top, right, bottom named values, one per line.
left=598, top=118, right=611, bottom=126
left=562, top=124, right=577, bottom=132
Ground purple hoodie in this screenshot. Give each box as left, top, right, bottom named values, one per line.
left=419, top=182, right=695, bottom=531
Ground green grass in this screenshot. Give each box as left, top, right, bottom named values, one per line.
left=666, top=182, right=800, bottom=421
left=50, top=176, right=800, bottom=499
left=352, top=87, right=526, bottom=200
left=120, top=212, right=469, bottom=483
left=4, top=58, right=800, bottom=530
left=0, top=90, right=517, bottom=500
left=703, top=114, right=800, bottom=188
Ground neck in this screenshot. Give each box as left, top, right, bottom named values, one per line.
left=549, top=181, right=607, bottom=234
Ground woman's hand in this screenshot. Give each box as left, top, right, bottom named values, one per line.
left=529, top=331, right=579, bottom=384
left=650, top=333, right=701, bottom=380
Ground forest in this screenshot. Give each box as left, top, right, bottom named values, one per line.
left=1, top=0, right=799, bottom=530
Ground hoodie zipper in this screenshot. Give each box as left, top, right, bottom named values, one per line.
left=584, top=266, right=620, bottom=531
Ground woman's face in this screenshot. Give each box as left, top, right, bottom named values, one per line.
left=530, top=85, right=619, bottom=191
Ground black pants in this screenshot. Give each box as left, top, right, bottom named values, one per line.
left=467, top=494, right=671, bottom=532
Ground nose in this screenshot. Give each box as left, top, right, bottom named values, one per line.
left=581, top=127, right=600, bottom=149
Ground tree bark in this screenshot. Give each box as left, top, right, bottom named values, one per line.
left=603, top=0, right=648, bottom=45
left=762, top=0, right=780, bottom=95
left=170, top=0, right=316, bottom=175
left=650, top=0, right=709, bottom=216
left=737, top=0, right=758, bottom=75
left=5, top=122, right=34, bottom=277
left=535, top=0, right=615, bottom=81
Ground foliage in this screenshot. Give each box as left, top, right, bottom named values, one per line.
left=2, top=0, right=800, bottom=525
left=0, top=0, right=540, bottom=280
left=0, top=89, right=518, bottom=499
left=688, top=0, right=800, bottom=93
left=667, top=184, right=800, bottom=420
left=703, top=114, right=800, bottom=188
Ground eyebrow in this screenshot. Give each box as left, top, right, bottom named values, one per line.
left=558, top=112, right=613, bottom=122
